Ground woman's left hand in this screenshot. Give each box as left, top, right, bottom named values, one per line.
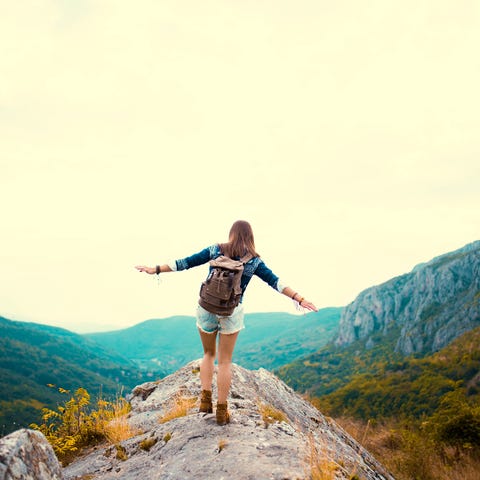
left=300, top=299, right=318, bottom=312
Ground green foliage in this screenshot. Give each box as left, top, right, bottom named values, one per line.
left=85, top=315, right=199, bottom=375
left=281, top=323, right=480, bottom=474
left=395, top=426, right=440, bottom=480
left=338, top=416, right=480, bottom=480
left=426, top=390, right=480, bottom=450
left=0, top=316, right=158, bottom=435
left=86, top=309, right=342, bottom=373
left=30, top=386, right=126, bottom=464
left=237, top=309, right=341, bottom=370
left=418, top=301, right=443, bottom=322
left=276, top=325, right=404, bottom=399
left=278, top=326, right=480, bottom=426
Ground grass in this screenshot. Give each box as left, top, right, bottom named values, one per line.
left=335, top=416, right=480, bottom=480
left=114, top=444, right=128, bottom=461
left=257, top=402, right=287, bottom=428
left=347, top=419, right=371, bottom=480
left=159, top=395, right=197, bottom=424
left=103, top=398, right=141, bottom=444
left=308, top=435, right=339, bottom=480
left=104, top=416, right=140, bottom=444
left=139, top=437, right=158, bottom=451
left=217, top=438, right=228, bottom=453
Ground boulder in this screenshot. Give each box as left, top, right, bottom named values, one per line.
left=0, top=428, right=62, bottom=480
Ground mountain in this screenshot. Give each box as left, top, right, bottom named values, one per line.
left=277, top=240, right=480, bottom=419
left=336, top=240, right=480, bottom=355
left=237, top=308, right=341, bottom=369
left=60, top=361, right=394, bottom=480
left=86, top=315, right=200, bottom=376
left=315, top=325, right=480, bottom=419
left=0, top=316, right=160, bottom=436
left=84, top=308, right=342, bottom=374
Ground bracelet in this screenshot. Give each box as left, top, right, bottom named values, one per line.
left=292, top=292, right=298, bottom=301
left=297, top=297, right=305, bottom=304
left=156, top=265, right=160, bottom=275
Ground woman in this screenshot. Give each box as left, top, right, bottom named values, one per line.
left=135, top=220, right=317, bottom=425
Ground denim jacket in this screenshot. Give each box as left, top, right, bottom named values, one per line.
left=174, top=244, right=282, bottom=299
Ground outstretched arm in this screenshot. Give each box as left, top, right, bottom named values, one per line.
left=135, top=246, right=216, bottom=275
left=254, top=260, right=318, bottom=312
left=281, top=286, right=318, bottom=312
left=135, top=264, right=173, bottom=275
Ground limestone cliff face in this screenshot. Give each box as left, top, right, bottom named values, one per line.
left=64, top=361, right=394, bottom=480
left=335, top=241, right=480, bottom=355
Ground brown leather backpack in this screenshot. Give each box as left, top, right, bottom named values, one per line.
left=198, top=253, right=252, bottom=316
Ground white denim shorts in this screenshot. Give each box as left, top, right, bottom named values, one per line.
left=196, top=303, right=245, bottom=334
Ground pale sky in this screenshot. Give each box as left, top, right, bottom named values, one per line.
left=1, top=1, right=479, bottom=333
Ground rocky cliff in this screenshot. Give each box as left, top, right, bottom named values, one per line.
left=335, top=241, right=480, bottom=355
left=62, top=361, right=394, bottom=480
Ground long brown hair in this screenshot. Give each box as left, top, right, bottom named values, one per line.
left=220, top=220, right=259, bottom=258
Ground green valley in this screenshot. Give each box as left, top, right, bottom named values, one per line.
left=85, top=308, right=342, bottom=374
left=0, top=317, right=160, bottom=436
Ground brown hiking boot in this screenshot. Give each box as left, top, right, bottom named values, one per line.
left=216, top=402, right=230, bottom=425
left=199, top=390, right=212, bottom=413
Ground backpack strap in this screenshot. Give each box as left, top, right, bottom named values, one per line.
left=240, top=253, right=253, bottom=264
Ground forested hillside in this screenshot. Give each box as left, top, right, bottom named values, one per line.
left=277, top=240, right=480, bottom=421
left=276, top=241, right=480, bottom=479
left=310, top=326, right=480, bottom=419
left=0, top=317, right=158, bottom=435
left=85, top=308, right=342, bottom=373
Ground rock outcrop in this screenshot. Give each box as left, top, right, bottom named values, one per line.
left=0, top=428, right=63, bottom=480
left=335, top=240, right=480, bottom=355
left=64, top=361, right=394, bottom=480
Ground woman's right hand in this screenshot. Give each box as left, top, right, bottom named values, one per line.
left=135, top=265, right=156, bottom=275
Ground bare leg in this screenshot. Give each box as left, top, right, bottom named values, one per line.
left=198, top=328, right=217, bottom=391
left=217, top=331, right=239, bottom=404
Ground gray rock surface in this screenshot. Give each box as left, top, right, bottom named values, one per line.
left=0, top=428, right=63, bottom=480
left=64, top=361, right=394, bottom=480
left=335, top=240, right=480, bottom=354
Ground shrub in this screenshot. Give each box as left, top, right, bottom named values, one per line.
left=257, top=402, right=287, bottom=428
left=427, top=390, right=480, bottom=450
left=30, top=387, right=134, bottom=465
left=335, top=416, right=480, bottom=480
left=217, top=438, right=227, bottom=453
left=115, top=443, right=128, bottom=461
left=139, top=437, right=158, bottom=451
left=159, top=395, right=196, bottom=424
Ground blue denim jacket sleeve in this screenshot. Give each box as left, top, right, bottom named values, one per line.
left=175, top=245, right=220, bottom=271
left=252, top=259, right=280, bottom=290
